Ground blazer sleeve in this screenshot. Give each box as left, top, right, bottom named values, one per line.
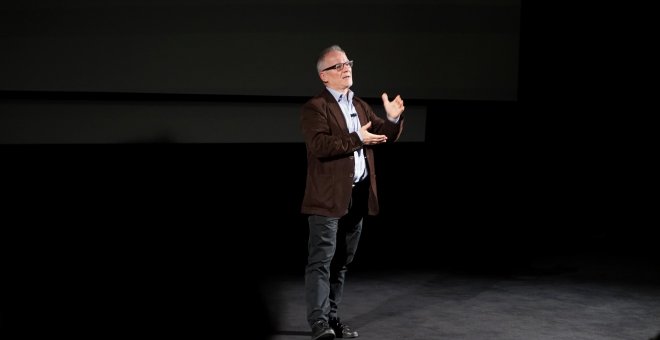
left=355, top=97, right=404, bottom=143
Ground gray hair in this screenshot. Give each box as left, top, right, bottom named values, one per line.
left=316, top=45, right=345, bottom=72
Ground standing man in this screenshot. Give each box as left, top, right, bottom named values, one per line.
left=300, top=45, right=405, bottom=340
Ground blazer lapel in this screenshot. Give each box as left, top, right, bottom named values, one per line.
left=321, top=89, right=349, bottom=133
left=352, top=97, right=367, bottom=128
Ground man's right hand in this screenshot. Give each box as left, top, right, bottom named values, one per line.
left=360, top=121, right=387, bottom=145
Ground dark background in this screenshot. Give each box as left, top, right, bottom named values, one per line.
left=2, top=1, right=654, bottom=336
left=0, top=0, right=519, bottom=101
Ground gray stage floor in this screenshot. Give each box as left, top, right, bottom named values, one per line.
left=265, top=255, right=660, bottom=340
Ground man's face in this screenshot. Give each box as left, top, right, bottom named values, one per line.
left=319, top=51, right=353, bottom=91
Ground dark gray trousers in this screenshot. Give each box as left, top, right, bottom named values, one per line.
left=305, top=182, right=367, bottom=327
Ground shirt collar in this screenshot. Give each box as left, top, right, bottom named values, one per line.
left=326, top=87, right=353, bottom=103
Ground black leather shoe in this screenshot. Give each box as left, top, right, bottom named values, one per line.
left=329, top=317, right=359, bottom=338
left=311, top=320, right=335, bottom=340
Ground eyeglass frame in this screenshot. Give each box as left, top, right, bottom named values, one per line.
left=321, top=60, right=354, bottom=72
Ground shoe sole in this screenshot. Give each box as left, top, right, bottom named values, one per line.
left=312, top=333, right=335, bottom=340
left=335, top=331, right=359, bottom=338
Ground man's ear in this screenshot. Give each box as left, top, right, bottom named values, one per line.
left=319, top=72, right=328, bottom=84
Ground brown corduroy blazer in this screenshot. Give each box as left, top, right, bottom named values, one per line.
left=300, top=89, right=404, bottom=218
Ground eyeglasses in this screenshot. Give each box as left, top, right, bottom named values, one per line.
left=321, top=60, right=354, bottom=72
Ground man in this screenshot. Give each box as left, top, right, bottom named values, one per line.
left=300, top=45, right=405, bottom=340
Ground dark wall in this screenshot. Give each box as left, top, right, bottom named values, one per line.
left=3, top=0, right=653, bottom=273
left=4, top=2, right=654, bottom=336
left=5, top=100, right=649, bottom=276
left=3, top=3, right=656, bottom=333
left=0, top=93, right=428, bottom=143
left=0, top=0, right=520, bottom=101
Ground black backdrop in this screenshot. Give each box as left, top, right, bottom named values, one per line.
left=2, top=2, right=655, bottom=336
left=0, top=0, right=520, bottom=101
